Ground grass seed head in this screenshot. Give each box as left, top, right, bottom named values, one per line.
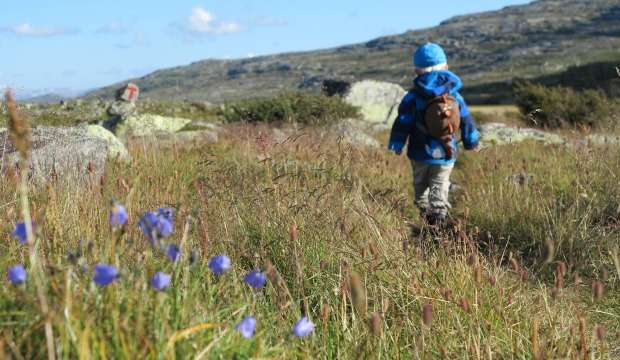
left=557, top=261, right=567, bottom=278
left=473, top=265, right=483, bottom=286
left=510, top=258, right=520, bottom=273
left=382, top=298, right=390, bottom=314
left=348, top=272, right=367, bottom=315
left=467, top=254, right=477, bottom=266
left=592, top=281, right=604, bottom=301
left=422, top=303, right=433, bottom=327
left=459, top=298, right=471, bottom=313
left=369, top=312, right=382, bottom=336
left=595, top=325, right=606, bottom=342
left=290, top=222, right=298, bottom=242
left=440, top=288, right=453, bottom=301
left=551, top=287, right=560, bottom=300
left=578, top=316, right=588, bottom=356
left=5, top=90, right=31, bottom=161
left=320, top=303, right=330, bottom=322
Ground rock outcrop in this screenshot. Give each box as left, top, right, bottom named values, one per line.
left=0, top=125, right=129, bottom=183
left=344, top=80, right=406, bottom=126
left=479, top=122, right=565, bottom=146
left=329, top=119, right=380, bottom=148
left=112, top=114, right=192, bottom=139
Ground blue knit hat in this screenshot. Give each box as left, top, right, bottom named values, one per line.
left=413, top=43, right=447, bottom=68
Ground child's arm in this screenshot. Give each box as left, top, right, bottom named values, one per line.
left=456, top=95, right=480, bottom=150
left=388, top=93, right=416, bottom=154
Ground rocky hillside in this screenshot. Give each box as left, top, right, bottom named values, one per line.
left=86, top=0, right=620, bottom=104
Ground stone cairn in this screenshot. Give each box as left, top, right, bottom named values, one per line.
left=107, top=83, right=140, bottom=119
left=104, top=83, right=140, bottom=131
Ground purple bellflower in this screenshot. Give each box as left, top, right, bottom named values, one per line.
left=109, top=203, right=128, bottom=227
left=93, top=264, right=119, bottom=286
left=12, top=221, right=35, bottom=245
left=243, top=270, right=267, bottom=289
left=292, top=317, right=315, bottom=337
left=208, top=255, right=231, bottom=275
left=235, top=316, right=257, bottom=338
left=8, top=265, right=27, bottom=285
left=151, top=272, right=171, bottom=291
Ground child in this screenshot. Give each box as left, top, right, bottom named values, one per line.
left=388, top=43, right=480, bottom=225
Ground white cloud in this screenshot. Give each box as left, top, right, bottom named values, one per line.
left=97, top=21, right=128, bottom=34
left=2, top=23, right=76, bottom=37
left=186, top=7, right=241, bottom=34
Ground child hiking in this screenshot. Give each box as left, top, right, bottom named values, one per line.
left=388, top=43, right=480, bottom=226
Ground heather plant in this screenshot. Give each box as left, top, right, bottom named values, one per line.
left=0, top=99, right=619, bottom=358
left=221, top=91, right=360, bottom=125
left=513, top=80, right=619, bottom=129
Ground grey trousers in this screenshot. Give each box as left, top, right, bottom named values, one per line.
left=412, top=161, right=453, bottom=217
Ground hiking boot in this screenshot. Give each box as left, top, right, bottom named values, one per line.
left=425, top=213, right=446, bottom=227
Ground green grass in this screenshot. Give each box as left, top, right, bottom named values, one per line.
left=0, top=122, right=619, bottom=358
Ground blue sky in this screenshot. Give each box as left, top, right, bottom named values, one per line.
left=0, top=0, right=531, bottom=96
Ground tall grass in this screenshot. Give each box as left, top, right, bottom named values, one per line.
left=0, top=123, right=618, bottom=358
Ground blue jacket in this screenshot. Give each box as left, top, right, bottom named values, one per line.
left=388, top=70, right=480, bottom=165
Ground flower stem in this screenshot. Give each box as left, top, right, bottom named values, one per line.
left=19, top=166, right=56, bottom=360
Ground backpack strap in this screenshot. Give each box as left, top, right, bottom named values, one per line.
left=414, top=95, right=429, bottom=135
left=411, top=86, right=443, bottom=135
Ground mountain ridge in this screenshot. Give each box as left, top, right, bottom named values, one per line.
left=85, top=0, right=620, bottom=104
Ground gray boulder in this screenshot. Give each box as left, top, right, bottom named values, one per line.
left=105, top=113, right=222, bottom=146
left=158, top=129, right=219, bottom=145
left=111, top=114, right=193, bottom=139
left=586, top=134, right=620, bottom=146
left=479, top=122, right=565, bottom=146
left=329, top=119, right=380, bottom=148
left=0, top=125, right=129, bottom=183
left=344, top=80, right=406, bottom=126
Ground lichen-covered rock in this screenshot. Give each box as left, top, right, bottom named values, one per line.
left=586, top=134, right=620, bottom=146
left=344, top=80, right=406, bottom=125
left=0, top=126, right=129, bottom=183
left=112, top=114, right=193, bottom=139
left=85, top=125, right=130, bottom=160
left=162, top=130, right=219, bottom=144
left=329, top=119, right=380, bottom=148
left=479, top=122, right=565, bottom=146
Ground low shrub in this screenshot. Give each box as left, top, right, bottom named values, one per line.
left=221, top=92, right=360, bottom=125
left=513, top=80, right=618, bottom=129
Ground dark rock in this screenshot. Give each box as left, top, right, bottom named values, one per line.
left=322, top=79, right=352, bottom=97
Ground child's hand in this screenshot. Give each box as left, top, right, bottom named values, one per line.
left=394, top=150, right=402, bottom=155
left=471, top=145, right=481, bottom=152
